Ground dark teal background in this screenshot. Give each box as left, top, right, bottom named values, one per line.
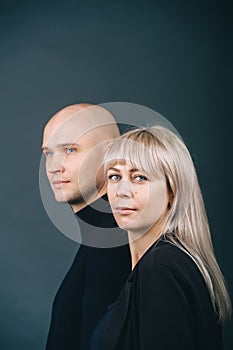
left=0, top=0, right=232, bottom=349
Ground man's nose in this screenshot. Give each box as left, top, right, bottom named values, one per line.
left=47, top=156, right=65, bottom=174
left=116, top=180, right=133, bottom=198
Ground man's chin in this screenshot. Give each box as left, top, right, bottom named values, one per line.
left=54, top=195, right=68, bottom=203
left=53, top=191, right=69, bottom=203
left=52, top=190, right=83, bottom=204
left=68, top=197, right=84, bottom=206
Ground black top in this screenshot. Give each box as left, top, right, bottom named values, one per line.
left=45, top=197, right=131, bottom=350
left=94, top=237, right=223, bottom=350
left=91, top=303, right=115, bottom=350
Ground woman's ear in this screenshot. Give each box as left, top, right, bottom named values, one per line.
left=165, top=176, right=174, bottom=210
left=167, top=190, right=174, bottom=210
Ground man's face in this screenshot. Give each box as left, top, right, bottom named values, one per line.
left=42, top=116, right=105, bottom=207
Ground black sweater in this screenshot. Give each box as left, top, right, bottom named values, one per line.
left=45, top=198, right=131, bottom=350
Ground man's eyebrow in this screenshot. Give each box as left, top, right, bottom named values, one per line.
left=57, top=143, right=80, bottom=148
left=41, top=143, right=80, bottom=151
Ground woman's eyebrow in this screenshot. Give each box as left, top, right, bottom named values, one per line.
left=129, top=168, right=139, bottom=173
left=107, top=167, right=120, bottom=172
left=107, top=167, right=140, bottom=173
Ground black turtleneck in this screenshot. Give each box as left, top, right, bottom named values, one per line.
left=45, top=196, right=131, bottom=350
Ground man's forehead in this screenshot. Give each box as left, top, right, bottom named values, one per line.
left=42, top=104, right=119, bottom=151
left=42, top=125, right=97, bottom=149
left=45, top=104, right=115, bottom=130
left=44, top=105, right=115, bottom=138
left=44, top=113, right=99, bottom=141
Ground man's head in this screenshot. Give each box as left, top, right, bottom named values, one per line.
left=42, top=103, right=120, bottom=212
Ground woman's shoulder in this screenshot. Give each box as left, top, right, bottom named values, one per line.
left=135, top=237, right=216, bottom=317
left=138, top=238, right=206, bottom=288
left=141, top=237, right=192, bottom=265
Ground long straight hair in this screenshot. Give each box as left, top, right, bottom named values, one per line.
left=104, top=126, right=231, bottom=322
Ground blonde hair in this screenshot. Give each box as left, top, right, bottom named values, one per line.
left=104, top=125, right=231, bottom=322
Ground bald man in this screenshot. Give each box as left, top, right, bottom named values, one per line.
left=42, top=104, right=130, bottom=350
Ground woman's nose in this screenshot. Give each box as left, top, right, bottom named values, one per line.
left=116, top=180, right=133, bottom=198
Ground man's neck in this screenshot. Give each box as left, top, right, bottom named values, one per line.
left=71, top=188, right=107, bottom=213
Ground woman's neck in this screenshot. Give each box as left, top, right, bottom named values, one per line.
left=128, top=226, right=163, bottom=270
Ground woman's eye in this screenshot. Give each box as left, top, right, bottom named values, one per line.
left=134, top=175, right=148, bottom=182
left=66, top=148, right=75, bottom=154
left=108, top=174, right=120, bottom=182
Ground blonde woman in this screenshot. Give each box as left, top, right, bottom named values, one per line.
left=91, top=126, right=231, bottom=350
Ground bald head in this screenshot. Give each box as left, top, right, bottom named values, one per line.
left=42, top=103, right=120, bottom=212
left=43, top=103, right=120, bottom=145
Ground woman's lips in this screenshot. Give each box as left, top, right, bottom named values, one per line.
left=115, top=207, right=137, bottom=215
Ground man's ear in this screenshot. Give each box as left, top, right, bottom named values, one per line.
left=96, top=164, right=107, bottom=192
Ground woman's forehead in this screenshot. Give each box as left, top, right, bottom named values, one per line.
left=106, top=159, right=137, bottom=169
left=105, top=158, right=164, bottom=180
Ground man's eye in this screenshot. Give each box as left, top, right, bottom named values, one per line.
left=134, top=175, right=148, bottom=182
left=44, top=151, right=53, bottom=157
left=66, top=148, right=75, bottom=154
left=108, top=174, right=120, bottom=182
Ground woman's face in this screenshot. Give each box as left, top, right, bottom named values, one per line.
left=106, top=161, right=169, bottom=237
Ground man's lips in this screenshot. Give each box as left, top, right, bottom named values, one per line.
left=52, top=180, right=71, bottom=188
